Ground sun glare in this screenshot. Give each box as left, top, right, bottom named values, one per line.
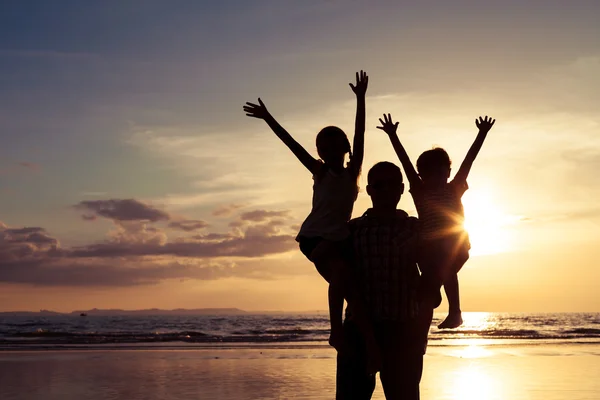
left=462, top=190, right=518, bottom=256
left=451, top=365, right=503, bottom=400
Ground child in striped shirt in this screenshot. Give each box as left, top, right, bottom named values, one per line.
left=377, top=114, right=496, bottom=329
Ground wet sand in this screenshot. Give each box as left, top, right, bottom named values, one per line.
left=0, top=343, right=598, bottom=399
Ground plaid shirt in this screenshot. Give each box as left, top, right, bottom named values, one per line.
left=348, top=209, right=420, bottom=322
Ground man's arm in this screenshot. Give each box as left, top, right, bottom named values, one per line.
left=454, top=116, right=495, bottom=183
left=348, top=71, right=368, bottom=177
left=377, top=113, right=421, bottom=187
left=244, top=98, right=321, bottom=174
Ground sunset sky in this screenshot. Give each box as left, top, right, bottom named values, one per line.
left=1, top=1, right=599, bottom=312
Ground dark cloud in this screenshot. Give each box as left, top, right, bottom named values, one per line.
left=1, top=227, right=58, bottom=249
left=3, top=227, right=46, bottom=235
left=0, top=256, right=304, bottom=287
left=0, top=205, right=300, bottom=287
left=0, top=258, right=234, bottom=287
left=74, top=199, right=170, bottom=222
left=0, top=225, right=59, bottom=265
left=69, top=230, right=295, bottom=259
left=168, top=219, right=209, bottom=232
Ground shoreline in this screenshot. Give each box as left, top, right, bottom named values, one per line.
left=2, top=337, right=600, bottom=352
left=1, top=343, right=598, bottom=400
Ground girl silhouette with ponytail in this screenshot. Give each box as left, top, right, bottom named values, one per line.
left=244, top=71, right=381, bottom=373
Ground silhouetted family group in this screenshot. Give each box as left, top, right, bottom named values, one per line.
left=244, top=71, right=495, bottom=399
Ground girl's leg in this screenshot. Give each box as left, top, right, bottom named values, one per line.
left=327, top=269, right=345, bottom=351
left=309, top=240, right=345, bottom=351
left=438, top=273, right=463, bottom=329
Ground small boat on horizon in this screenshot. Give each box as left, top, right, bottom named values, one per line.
left=80, top=313, right=87, bottom=317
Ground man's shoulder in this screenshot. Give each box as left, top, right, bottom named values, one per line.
left=348, top=210, right=369, bottom=230
left=398, top=214, right=420, bottom=242
left=396, top=211, right=419, bottom=231
left=349, top=209, right=419, bottom=230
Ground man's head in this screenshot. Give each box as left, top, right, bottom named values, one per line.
left=366, top=162, right=404, bottom=209
left=416, top=147, right=451, bottom=185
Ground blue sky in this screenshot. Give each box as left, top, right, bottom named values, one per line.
left=1, top=1, right=599, bottom=311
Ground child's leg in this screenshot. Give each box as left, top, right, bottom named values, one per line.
left=438, top=273, right=463, bottom=329
left=327, top=265, right=345, bottom=351
left=416, top=251, right=443, bottom=309
left=437, top=239, right=468, bottom=329
left=444, top=273, right=461, bottom=314
left=308, top=240, right=345, bottom=350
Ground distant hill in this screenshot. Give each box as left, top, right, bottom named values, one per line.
left=0, top=309, right=63, bottom=317
left=0, top=308, right=327, bottom=316
left=70, top=308, right=248, bottom=316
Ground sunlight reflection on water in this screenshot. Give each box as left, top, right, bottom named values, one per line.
left=451, top=364, right=504, bottom=400
left=460, top=312, right=498, bottom=331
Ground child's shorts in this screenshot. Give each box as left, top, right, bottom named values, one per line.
left=298, top=236, right=353, bottom=260
left=418, top=232, right=470, bottom=276
left=417, top=233, right=470, bottom=308
left=298, top=236, right=325, bottom=260
left=297, top=236, right=354, bottom=280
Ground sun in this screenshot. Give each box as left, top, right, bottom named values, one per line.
left=461, top=189, right=517, bottom=256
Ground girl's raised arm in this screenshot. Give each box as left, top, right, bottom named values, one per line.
left=244, top=98, right=321, bottom=174
left=348, top=70, right=368, bottom=178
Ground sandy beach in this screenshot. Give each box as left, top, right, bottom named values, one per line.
left=1, top=342, right=598, bottom=400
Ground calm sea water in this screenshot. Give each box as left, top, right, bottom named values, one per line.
left=1, top=312, right=598, bottom=349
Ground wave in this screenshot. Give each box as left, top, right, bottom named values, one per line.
left=2, top=313, right=600, bottom=346
left=563, top=328, right=600, bottom=335
left=3, top=327, right=600, bottom=345
left=433, top=329, right=544, bottom=339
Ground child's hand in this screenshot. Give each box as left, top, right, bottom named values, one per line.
left=349, top=70, right=368, bottom=97
left=475, top=116, right=495, bottom=133
left=243, top=98, right=271, bottom=120
left=376, top=113, right=399, bottom=136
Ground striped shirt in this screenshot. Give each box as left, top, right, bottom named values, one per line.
left=410, top=179, right=468, bottom=240
left=348, top=209, right=420, bottom=322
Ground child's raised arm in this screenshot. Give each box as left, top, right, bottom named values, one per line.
left=377, top=113, right=421, bottom=187
left=454, top=116, right=496, bottom=183
left=348, top=70, right=368, bottom=178
left=244, top=98, right=321, bottom=174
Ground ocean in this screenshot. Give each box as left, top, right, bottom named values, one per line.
left=1, top=312, right=599, bottom=349
left=2, top=313, right=600, bottom=399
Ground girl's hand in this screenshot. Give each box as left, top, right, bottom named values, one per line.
left=475, top=116, right=496, bottom=133
left=243, top=98, right=271, bottom=120
left=376, top=113, right=399, bottom=136
left=349, top=70, right=368, bottom=97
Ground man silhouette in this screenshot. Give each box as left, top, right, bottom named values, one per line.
left=336, top=161, right=433, bottom=400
